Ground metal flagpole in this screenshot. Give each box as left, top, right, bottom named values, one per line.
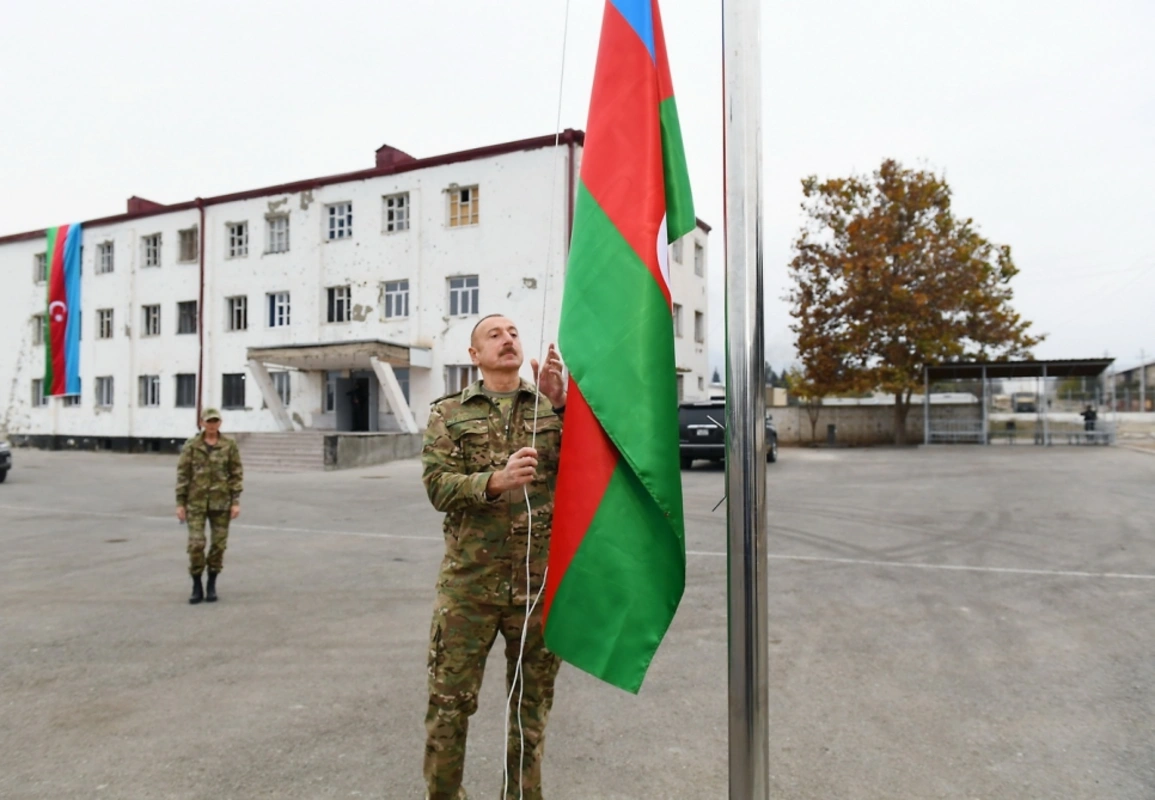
left=722, top=0, right=769, bottom=797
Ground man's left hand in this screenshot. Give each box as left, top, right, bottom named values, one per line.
left=531, top=344, right=566, bottom=410
left=230, top=504, right=241, bottom=520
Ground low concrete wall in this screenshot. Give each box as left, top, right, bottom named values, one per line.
left=324, top=432, right=422, bottom=470
left=774, top=403, right=981, bottom=447
left=8, top=433, right=187, bottom=454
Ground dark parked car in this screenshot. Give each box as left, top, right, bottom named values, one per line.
left=678, top=400, right=777, bottom=469
left=0, top=440, right=10, bottom=483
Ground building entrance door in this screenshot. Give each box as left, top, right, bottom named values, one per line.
left=335, top=377, right=372, bottom=432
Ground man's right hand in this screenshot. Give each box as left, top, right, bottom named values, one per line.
left=486, top=447, right=539, bottom=497
left=176, top=506, right=187, bottom=522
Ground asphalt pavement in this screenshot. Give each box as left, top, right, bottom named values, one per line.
left=0, top=445, right=1152, bottom=799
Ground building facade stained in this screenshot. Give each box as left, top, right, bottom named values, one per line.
left=0, top=132, right=711, bottom=444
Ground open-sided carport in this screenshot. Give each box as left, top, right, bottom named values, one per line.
left=923, top=358, right=1116, bottom=445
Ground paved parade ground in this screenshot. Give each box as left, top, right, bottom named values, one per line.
left=1, top=445, right=1153, bottom=799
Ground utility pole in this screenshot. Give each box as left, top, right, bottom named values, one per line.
left=1141, top=349, right=1147, bottom=413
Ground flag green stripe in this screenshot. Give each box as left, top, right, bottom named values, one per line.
left=559, top=182, right=684, bottom=529
left=659, top=97, right=695, bottom=240
left=545, top=459, right=686, bottom=693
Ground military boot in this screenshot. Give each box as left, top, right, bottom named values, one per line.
left=189, top=574, right=204, bottom=605
left=205, top=571, right=219, bottom=603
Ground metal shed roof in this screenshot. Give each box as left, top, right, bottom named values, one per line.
left=926, top=359, right=1114, bottom=381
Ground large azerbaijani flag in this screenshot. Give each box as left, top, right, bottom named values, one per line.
left=544, top=0, right=694, bottom=693
left=44, top=224, right=83, bottom=396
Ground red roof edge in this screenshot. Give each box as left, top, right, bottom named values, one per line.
left=0, top=129, right=585, bottom=245
left=695, top=217, right=712, bottom=234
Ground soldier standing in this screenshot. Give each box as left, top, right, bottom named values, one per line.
left=421, top=314, right=567, bottom=800
left=175, top=407, right=244, bottom=604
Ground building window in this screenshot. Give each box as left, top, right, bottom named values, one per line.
left=383, top=192, right=409, bottom=232
left=448, top=185, right=479, bottom=227
left=63, top=390, right=82, bottom=408
left=177, top=301, right=198, bottom=334
left=671, top=239, right=683, bottom=264
left=325, top=372, right=336, bottom=412
left=394, top=367, right=410, bottom=404
left=676, top=374, right=685, bottom=403
left=272, top=372, right=291, bottom=406
left=143, top=234, right=161, bottom=267
left=175, top=374, right=197, bottom=408
left=694, top=242, right=705, bottom=277
left=267, top=292, right=291, bottom=327
left=445, top=364, right=481, bottom=394
left=448, top=275, right=479, bottom=316
left=34, top=252, right=47, bottom=283
left=694, top=311, right=705, bottom=343
left=97, top=241, right=114, bottom=274
left=138, top=375, right=161, bottom=407
left=672, top=303, right=683, bottom=338
left=327, top=202, right=353, bottom=240
left=96, top=376, right=114, bottom=408
left=31, top=378, right=47, bottom=407
left=222, top=373, right=246, bottom=409
left=227, top=296, right=248, bottom=331
left=98, top=309, right=114, bottom=339
left=178, top=227, right=198, bottom=262
left=228, top=222, right=249, bottom=258
left=698, top=376, right=705, bottom=392
left=383, top=279, right=409, bottom=319
left=142, top=304, right=161, bottom=336
left=32, top=314, right=45, bottom=346
left=267, top=215, right=290, bottom=253
left=327, top=285, right=351, bottom=323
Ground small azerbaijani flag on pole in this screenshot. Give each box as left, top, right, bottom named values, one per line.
left=44, top=224, right=83, bottom=396
left=544, top=0, right=694, bottom=693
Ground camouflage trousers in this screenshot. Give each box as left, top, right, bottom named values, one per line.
left=424, top=591, right=561, bottom=800
left=187, top=509, right=231, bottom=576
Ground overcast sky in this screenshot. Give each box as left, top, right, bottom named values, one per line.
left=2, top=0, right=1152, bottom=375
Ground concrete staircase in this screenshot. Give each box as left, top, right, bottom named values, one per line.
left=235, top=432, right=326, bottom=472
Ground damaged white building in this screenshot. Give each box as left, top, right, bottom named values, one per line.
left=0, top=131, right=712, bottom=457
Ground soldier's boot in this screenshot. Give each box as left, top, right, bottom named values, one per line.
left=189, top=574, right=204, bottom=605
left=205, top=571, right=219, bottom=603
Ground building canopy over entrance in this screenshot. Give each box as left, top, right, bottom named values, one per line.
left=246, top=339, right=431, bottom=371
left=246, top=339, right=429, bottom=434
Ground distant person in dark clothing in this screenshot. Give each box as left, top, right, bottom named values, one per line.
left=1081, top=405, right=1098, bottom=440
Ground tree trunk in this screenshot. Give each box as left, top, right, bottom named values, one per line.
left=807, top=403, right=820, bottom=443
left=893, top=393, right=909, bottom=445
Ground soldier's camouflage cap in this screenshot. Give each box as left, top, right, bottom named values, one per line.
left=201, top=407, right=222, bottom=421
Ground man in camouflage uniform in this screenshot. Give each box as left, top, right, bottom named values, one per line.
left=421, top=314, right=567, bottom=800
left=175, top=407, right=244, bottom=605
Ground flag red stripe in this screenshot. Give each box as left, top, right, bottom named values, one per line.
left=651, top=0, right=675, bottom=102
left=543, top=381, right=619, bottom=622
left=579, top=2, right=669, bottom=304
left=48, top=224, right=70, bottom=395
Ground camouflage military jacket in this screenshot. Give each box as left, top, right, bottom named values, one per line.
left=175, top=433, right=244, bottom=512
left=421, top=379, right=564, bottom=606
